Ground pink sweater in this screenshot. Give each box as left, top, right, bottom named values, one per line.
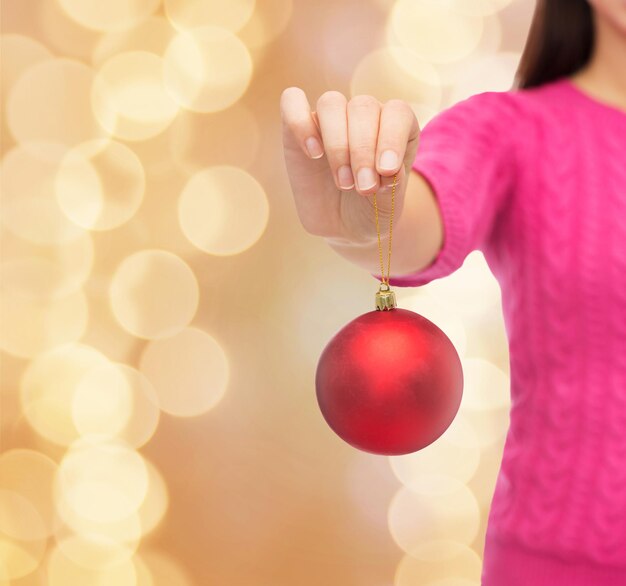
left=372, top=77, right=626, bottom=585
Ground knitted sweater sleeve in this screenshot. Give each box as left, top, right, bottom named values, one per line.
left=371, top=91, right=518, bottom=287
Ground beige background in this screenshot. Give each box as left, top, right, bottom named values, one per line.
left=1, top=0, right=534, bottom=584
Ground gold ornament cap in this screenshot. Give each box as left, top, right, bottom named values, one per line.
left=375, top=281, right=397, bottom=311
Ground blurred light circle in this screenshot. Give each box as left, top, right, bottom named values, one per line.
left=7, top=58, right=104, bottom=147
left=459, top=358, right=510, bottom=448
left=47, top=543, right=137, bottom=586
left=389, top=413, right=480, bottom=492
left=459, top=358, right=510, bottom=412
left=164, top=0, right=255, bottom=33
left=388, top=480, right=481, bottom=553
left=473, top=0, right=515, bottom=15
left=92, top=16, right=176, bottom=66
left=0, top=449, right=58, bottom=539
left=109, top=249, right=199, bottom=339
left=433, top=14, right=503, bottom=86
left=237, top=0, right=294, bottom=51
left=54, top=490, right=142, bottom=548
left=139, top=327, right=229, bottom=417
left=402, top=293, right=468, bottom=357
left=0, top=536, right=43, bottom=581
left=92, top=51, right=180, bottom=141
left=0, top=489, right=45, bottom=544
left=71, top=361, right=133, bottom=439
left=178, top=166, right=269, bottom=255
left=55, top=534, right=135, bottom=571
left=0, top=34, right=52, bottom=105
left=0, top=142, right=86, bottom=245
left=390, top=0, right=484, bottom=64
left=58, top=0, right=159, bottom=32
left=37, top=0, right=102, bottom=61
left=80, top=277, right=143, bottom=363
left=0, top=230, right=94, bottom=301
left=474, top=13, right=503, bottom=54
left=137, top=458, right=169, bottom=536
left=352, top=47, right=442, bottom=114
left=20, top=344, right=111, bottom=446
left=114, top=366, right=161, bottom=449
left=0, top=567, right=46, bottom=585
left=468, top=442, right=505, bottom=510
left=0, top=490, right=47, bottom=580
left=0, top=285, right=88, bottom=359
left=464, top=408, right=509, bottom=449
left=55, top=139, right=146, bottom=231
left=449, top=51, right=521, bottom=104
left=408, top=538, right=483, bottom=563
left=57, top=438, right=149, bottom=524
left=423, top=252, right=502, bottom=318
left=395, top=540, right=482, bottom=585
left=163, top=26, right=253, bottom=113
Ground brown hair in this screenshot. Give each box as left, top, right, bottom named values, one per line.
left=515, top=0, right=595, bottom=89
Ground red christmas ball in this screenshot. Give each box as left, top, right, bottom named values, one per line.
left=315, top=308, right=463, bottom=455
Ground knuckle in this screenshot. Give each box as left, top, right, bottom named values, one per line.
left=350, top=142, right=374, bottom=157
left=384, top=100, right=414, bottom=125
left=323, top=143, right=348, bottom=161
left=348, top=94, right=379, bottom=109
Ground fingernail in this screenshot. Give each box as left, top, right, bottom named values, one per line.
left=305, top=136, right=324, bottom=159
left=379, top=150, right=398, bottom=171
left=338, top=165, right=354, bottom=190
left=357, top=167, right=376, bottom=191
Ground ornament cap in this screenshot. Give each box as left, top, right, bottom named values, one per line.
left=375, top=282, right=397, bottom=310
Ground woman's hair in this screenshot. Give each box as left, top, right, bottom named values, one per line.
left=515, top=0, right=595, bottom=89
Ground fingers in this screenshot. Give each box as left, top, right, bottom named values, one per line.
left=315, top=91, right=354, bottom=191
left=280, top=86, right=325, bottom=160
left=281, top=87, right=419, bottom=199
left=376, top=99, right=420, bottom=177
left=347, top=95, right=382, bottom=195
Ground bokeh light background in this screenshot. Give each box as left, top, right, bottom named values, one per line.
left=0, top=0, right=535, bottom=584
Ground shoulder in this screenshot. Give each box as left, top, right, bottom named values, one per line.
left=420, top=89, right=522, bottom=146
left=418, top=90, right=522, bottom=155
left=433, top=88, right=523, bottom=124
left=420, top=78, right=573, bottom=144
left=437, top=77, right=572, bottom=121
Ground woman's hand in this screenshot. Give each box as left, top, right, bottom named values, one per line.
left=280, top=88, right=421, bottom=244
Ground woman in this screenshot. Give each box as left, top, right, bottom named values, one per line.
left=280, top=0, right=626, bottom=584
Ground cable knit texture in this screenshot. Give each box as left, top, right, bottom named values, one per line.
left=372, top=77, right=626, bottom=585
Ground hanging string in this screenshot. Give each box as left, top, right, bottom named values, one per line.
left=373, top=172, right=398, bottom=288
